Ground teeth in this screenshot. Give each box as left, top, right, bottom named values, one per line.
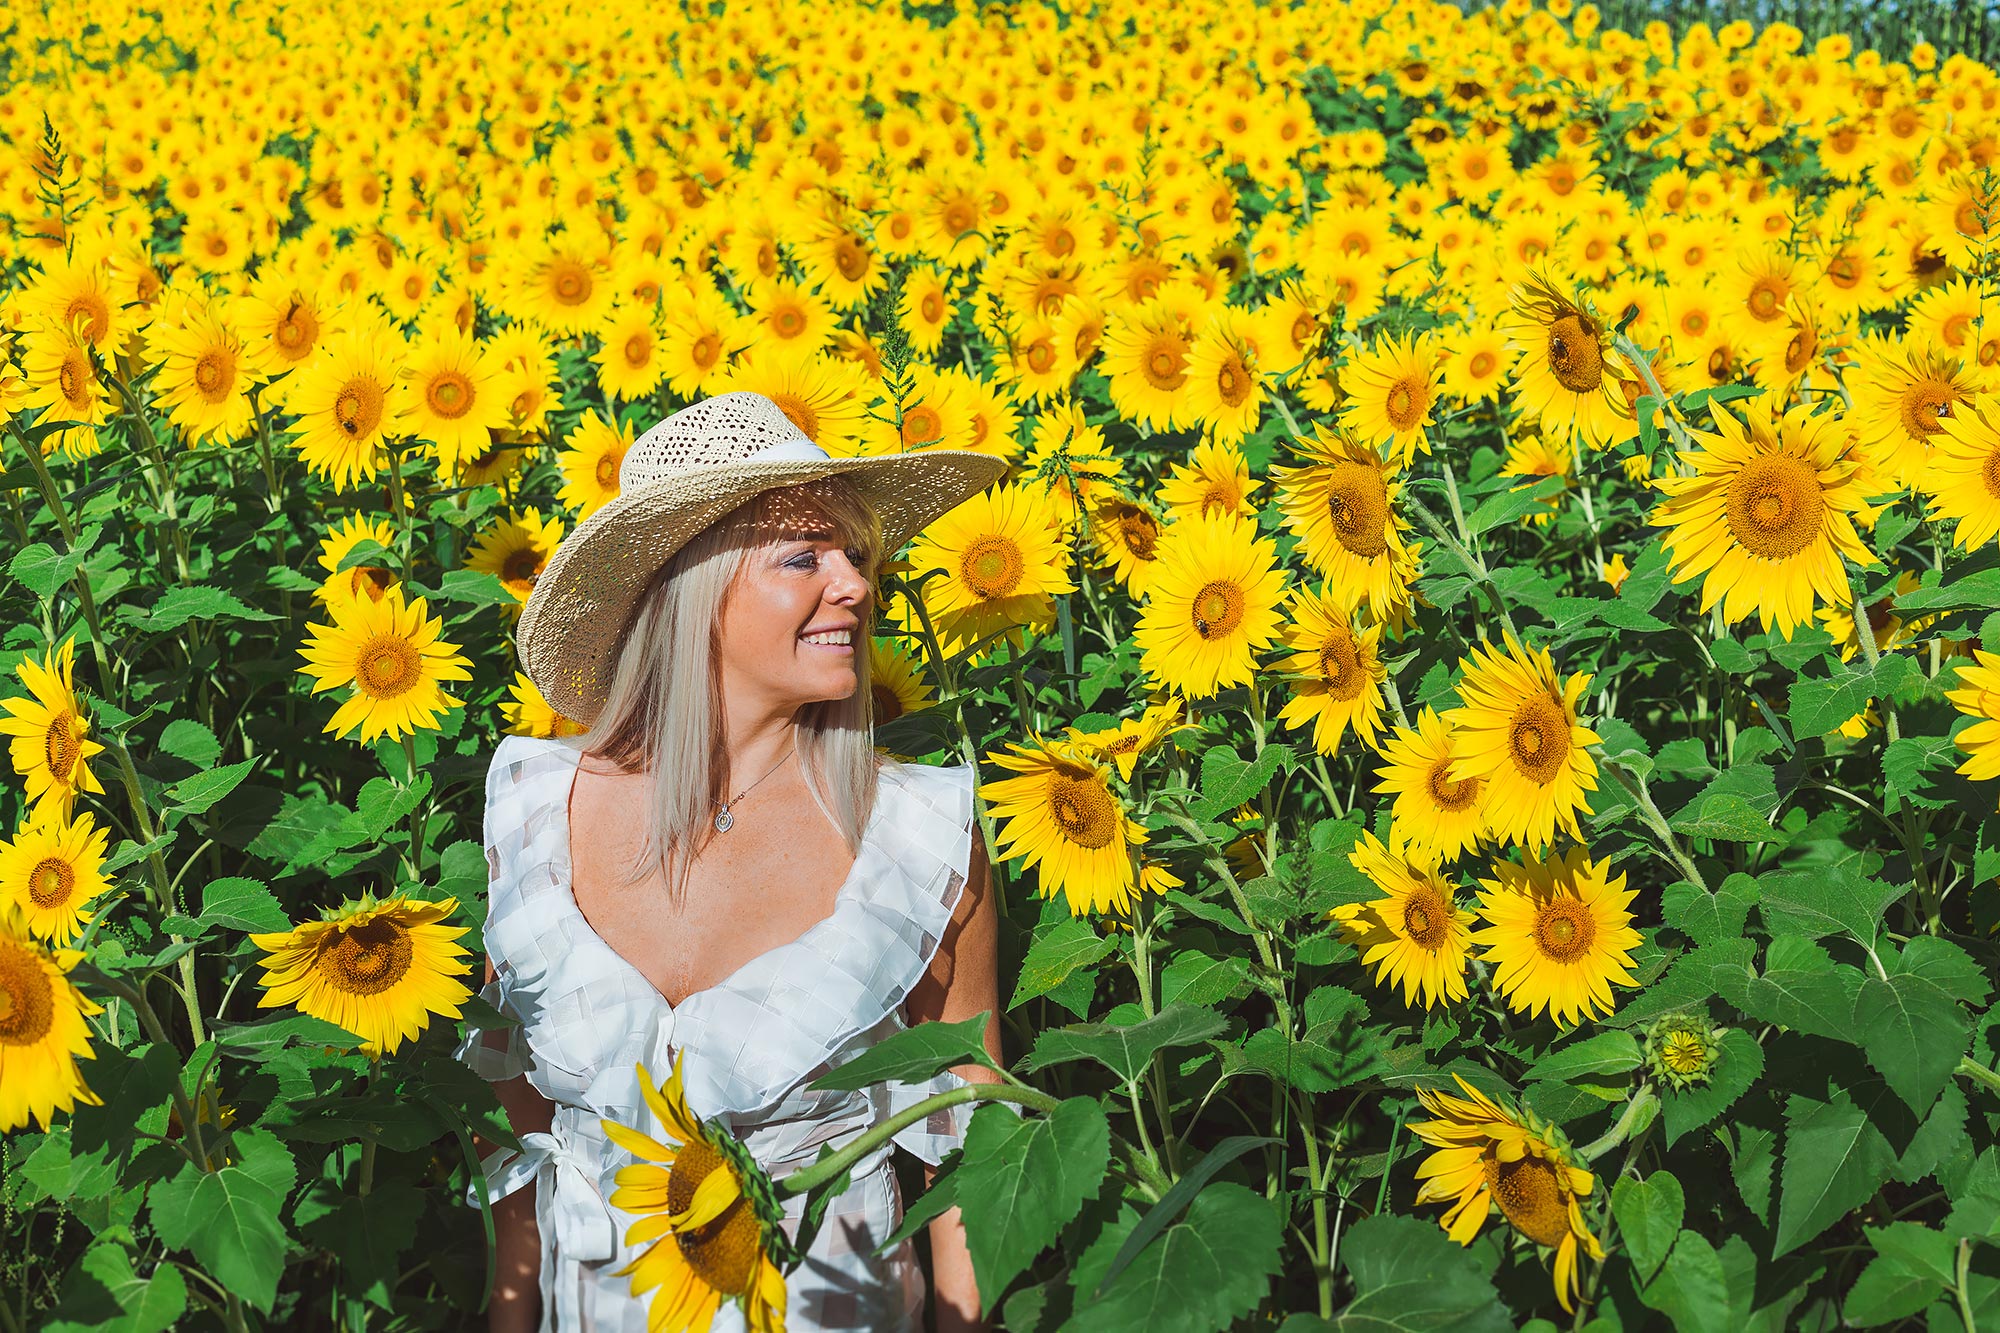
left=802, top=629, right=852, bottom=645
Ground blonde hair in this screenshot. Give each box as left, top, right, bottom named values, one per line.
left=581, top=477, right=883, bottom=900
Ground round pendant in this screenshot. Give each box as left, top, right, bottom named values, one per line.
left=713, top=808, right=734, bottom=833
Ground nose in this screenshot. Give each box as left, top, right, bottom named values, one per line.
left=822, top=550, right=871, bottom=607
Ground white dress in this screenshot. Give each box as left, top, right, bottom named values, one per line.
left=455, top=733, right=978, bottom=1332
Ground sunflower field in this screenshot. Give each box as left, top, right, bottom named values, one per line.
left=5, top=0, right=2000, bottom=1327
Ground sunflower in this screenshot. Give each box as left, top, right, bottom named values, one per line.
left=464, top=507, right=565, bottom=612
left=314, top=514, right=401, bottom=614
left=661, top=285, right=752, bottom=398
left=1648, top=401, right=1879, bottom=640
left=20, top=253, right=123, bottom=354
left=1274, top=582, right=1385, bottom=756
left=1948, top=650, right=2000, bottom=782
left=1922, top=394, right=2000, bottom=551
left=1135, top=510, right=1287, bottom=699
left=1100, top=297, right=1194, bottom=431
left=1409, top=1074, right=1602, bottom=1313
left=1439, top=323, right=1517, bottom=404
left=1066, top=699, right=1189, bottom=780
left=250, top=892, right=474, bottom=1058
left=1505, top=270, right=1635, bottom=449
left=400, top=327, right=508, bottom=481
left=1182, top=308, right=1266, bottom=445
left=0, top=640, right=106, bottom=825
left=1341, top=333, right=1441, bottom=466
left=0, top=905, right=104, bottom=1133
left=1021, top=403, right=1124, bottom=517
left=240, top=274, right=339, bottom=376
left=1373, top=707, right=1487, bottom=864
left=1444, top=633, right=1599, bottom=853
left=1848, top=337, right=1982, bottom=489
left=868, top=637, right=935, bottom=728
left=898, top=265, right=956, bottom=355
left=1816, top=571, right=1930, bottom=663
left=903, top=483, right=1074, bottom=654
left=603, top=1054, right=790, bottom=1333
left=1272, top=423, right=1419, bottom=624
left=501, top=670, right=588, bottom=739
left=296, top=585, right=474, bottom=743
left=1473, top=845, right=1640, bottom=1027
left=750, top=277, right=838, bottom=360
left=147, top=301, right=262, bottom=446
left=0, top=812, right=112, bottom=947
left=286, top=322, right=409, bottom=491
left=1089, top=495, right=1164, bottom=596
left=720, top=351, right=872, bottom=456
left=510, top=238, right=616, bottom=336
left=559, top=410, right=636, bottom=519
left=21, top=320, right=109, bottom=460
left=985, top=737, right=1147, bottom=915
left=1158, top=437, right=1260, bottom=522
left=1330, top=826, right=1474, bottom=1009
left=596, top=305, right=669, bottom=402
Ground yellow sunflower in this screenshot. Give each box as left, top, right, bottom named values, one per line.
left=21, top=319, right=109, bottom=460
left=1158, top=437, right=1260, bottom=523
left=1341, top=332, right=1441, bottom=466
left=296, top=585, right=474, bottom=743
left=1099, top=297, right=1194, bottom=431
left=1021, top=404, right=1124, bottom=518
left=0, top=905, right=104, bottom=1132
left=868, top=637, right=935, bottom=728
left=501, top=671, right=588, bottom=739
left=985, top=737, right=1147, bottom=915
left=0, top=813, right=112, bottom=947
left=510, top=238, right=616, bottom=337
left=1373, top=706, right=1487, bottom=864
left=286, top=322, right=410, bottom=491
left=558, top=410, right=636, bottom=519
left=250, top=892, right=474, bottom=1058
left=1473, top=845, right=1640, bottom=1026
left=1136, top=510, right=1288, bottom=699
left=1922, top=394, right=2000, bottom=552
left=1182, top=307, right=1266, bottom=446
left=603, top=1054, right=790, bottom=1333
left=1505, top=270, right=1635, bottom=449
left=313, top=513, right=401, bottom=615
left=146, top=302, right=262, bottom=446
left=239, top=274, right=340, bottom=377
left=719, top=351, right=872, bottom=456
left=1274, top=582, right=1385, bottom=756
left=750, top=277, right=838, bottom=361
left=1444, top=633, right=1599, bottom=854
left=903, top=483, right=1074, bottom=655
left=1649, top=401, right=1878, bottom=640
left=1089, top=496, right=1164, bottom=597
left=1065, top=699, right=1189, bottom=781
left=1272, top=423, right=1420, bottom=624
left=401, top=327, right=509, bottom=481
left=0, top=639, right=107, bottom=825
left=661, top=285, right=753, bottom=398
left=1439, top=323, right=1517, bottom=404
left=1848, top=338, right=1983, bottom=489
left=1410, top=1074, right=1603, bottom=1313
left=464, top=507, right=566, bottom=613
left=595, top=305, right=669, bottom=403
left=1331, top=826, right=1474, bottom=1009
left=1949, top=649, right=2000, bottom=782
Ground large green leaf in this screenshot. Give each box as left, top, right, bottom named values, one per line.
left=1527, top=1031, right=1641, bottom=1084
left=1010, top=918, right=1113, bottom=1009
left=808, top=1013, right=996, bottom=1090
left=1305, top=1213, right=1512, bottom=1333
left=197, top=877, right=290, bottom=933
left=1635, top=1229, right=1730, bottom=1333
left=1756, top=866, right=1909, bottom=947
left=958, top=1098, right=1109, bottom=1312
left=1024, top=1004, right=1226, bottom=1084
left=1660, top=874, right=1757, bottom=946
left=44, top=1243, right=188, bottom=1333
left=1775, top=1080, right=1901, bottom=1255
left=1091, top=1136, right=1277, bottom=1296
left=1731, top=938, right=1863, bottom=1042
left=298, top=1180, right=422, bottom=1310
left=1612, top=1171, right=1683, bottom=1285
left=1842, top=1222, right=1956, bottom=1327
left=1788, top=655, right=1919, bottom=738
left=147, top=1128, right=296, bottom=1311
left=1192, top=743, right=1295, bottom=821
left=164, top=760, right=257, bottom=817
left=1065, top=1182, right=1281, bottom=1333
left=1852, top=968, right=1969, bottom=1114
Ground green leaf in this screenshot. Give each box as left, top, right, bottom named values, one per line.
left=1025, top=1004, right=1227, bottom=1084
left=809, top=1013, right=997, bottom=1090
left=1614, top=1170, right=1684, bottom=1287
left=1160, top=948, right=1251, bottom=1008
left=1661, top=1029, right=1764, bottom=1145
left=1891, top=566, right=2000, bottom=613
left=130, top=584, right=277, bottom=630
left=45, top=1242, right=189, bottom=1333
left=164, top=760, right=256, bottom=816
left=197, top=877, right=290, bottom=934
left=1669, top=766, right=1783, bottom=843
left=1009, top=919, right=1113, bottom=1009
left=353, top=773, right=433, bottom=841
left=1775, top=1079, right=1902, bottom=1256
left=1192, top=743, right=1295, bottom=821
left=407, top=567, right=517, bottom=607
left=147, top=1128, right=296, bottom=1311
left=1528, top=1031, right=1641, bottom=1084
left=1661, top=874, right=1757, bottom=946
left=1636, top=1229, right=1731, bottom=1333
left=1843, top=1223, right=1956, bottom=1326
left=11, top=540, right=88, bottom=599
left=211, top=1013, right=362, bottom=1058
left=1852, top=969, right=1969, bottom=1114
left=1092, top=1136, right=1278, bottom=1296
left=1788, top=656, right=1919, bottom=738
left=959, top=1098, right=1109, bottom=1312
left=1757, top=866, right=1909, bottom=947
left=1884, top=735, right=1959, bottom=810
left=1466, top=474, right=1566, bottom=536
left=1318, top=1213, right=1512, bottom=1333
left=299, top=1180, right=422, bottom=1310
left=1733, top=938, right=1863, bottom=1042
left=158, top=719, right=222, bottom=769
left=1067, top=1182, right=1281, bottom=1333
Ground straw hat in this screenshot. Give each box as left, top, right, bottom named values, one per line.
left=516, top=391, right=1008, bottom=726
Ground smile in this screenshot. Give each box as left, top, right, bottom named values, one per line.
left=801, top=629, right=854, bottom=646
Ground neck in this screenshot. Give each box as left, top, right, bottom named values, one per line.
left=723, top=704, right=799, bottom=793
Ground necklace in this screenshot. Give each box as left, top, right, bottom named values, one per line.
left=711, top=746, right=795, bottom=833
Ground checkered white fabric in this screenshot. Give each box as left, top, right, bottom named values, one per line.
left=454, top=733, right=979, bottom=1332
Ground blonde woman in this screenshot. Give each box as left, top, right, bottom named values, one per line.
left=458, top=393, right=1009, bottom=1332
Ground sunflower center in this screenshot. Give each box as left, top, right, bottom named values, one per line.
left=29, top=855, right=75, bottom=907
left=1325, top=462, right=1390, bottom=559
left=1508, top=692, right=1571, bottom=784
left=769, top=393, right=817, bottom=439
left=773, top=307, right=805, bottom=338
left=1401, top=884, right=1451, bottom=949
left=1983, top=450, right=2000, bottom=502
left=833, top=236, right=871, bottom=282
left=426, top=371, right=474, bottom=420
left=1190, top=580, right=1245, bottom=640
left=1143, top=333, right=1189, bottom=391
left=623, top=333, right=652, bottom=368
left=328, top=376, right=382, bottom=438
left=0, top=939, right=55, bottom=1046
left=1315, top=628, right=1367, bottom=700
left=1427, top=758, right=1480, bottom=812
left=1486, top=1152, right=1572, bottom=1247
left=1534, top=897, right=1597, bottom=962
left=1384, top=376, right=1427, bottom=430
left=1899, top=380, right=1960, bottom=440
left=1026, top=339, right=1057, bottom=373
left=1216, top=355, right=1252, bottom=407
left=59, top=351, right=91, bottom=408
left=871, top=683, right=903, bottom=724
left=902, top=405, right=942, bottom=446
left=1117, top=509, right=1158, bottom=559
left=44, top=713, right=79, bottom=780
left=357, top=635, right=421, bottom=698
left=1723, top=453, right=1824, bottom=559
left=275, top=302, right=318, bottom=356
left=1545, top=313, right=1604, bottom=393
left=552, top=262, right=592, bottom=305
left=1785, top=327, right=1816, bottom=374
left=1468, top=350, right=1497, bottom=378
left=668, top=1141, right=762, bottom=1295
left=501, top=548, right=542, bottom=592
left=1746, top=278, right=1786, bottom=321
left=921, top=291, right=946, bottom=323
left=691, top=332, right=721, bottom=369
left=595, top=453, right=622, bottom=487
left=1047, top=772, right=1119, bottom=849
left=347, top=567, right=395, bottom=603
left=194, top=349, right=232, bottom=398
left=960, top=536, right=1024, bottom=599
left=67, top=293, right=111, bottom=345
left=318, top=917, right=414, bottom=995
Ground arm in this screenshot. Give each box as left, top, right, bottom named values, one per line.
left=903, top=833, right=1002, bottom=1333
left=476, top=955, right=555, bottom=1333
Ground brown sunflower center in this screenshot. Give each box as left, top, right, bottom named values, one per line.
left=595, top=452, right=622, bottom=488
left=1486, top=1152, right=1572, bottom=1246
left=1785, top=327, right=1817, bottom=375
left=1427, top=757, right=1480, bottom=812
left=1468, top=349, right=1497, bottom=378
left=357, top=635, right=421, bottom=698
left=194, top=349, right=232, bottom=398
left=769, top=393, right=817, bottom=439
left=960, top=535, right=1024, bottom=599
left=1983, top=450, right=2000, bottom=502
left=318, top=917, right=413, bottom=995
left=691, top=332, right=721, bottom=369
left=346, top=567, right=395, bottom=603
left=1746, top=277, right=1787, bottom=321
left=44, top=713, right=78, bottom=780
left=58, top=351, right=91, bottom=409
left=1723, top=453, right=1824, bottom=559
left=1545, top=312, right=1605, bottom=393
left=1325, top=462, right=1390, bottom=559
left=668, top=1141, right=762, bottom=1295
left=1143, top=333, right=1189, bottom=391
left=66, top=293, right=111, bottom=345
left=551, top=261, right=592, bottom=305
left=1191, top=580, right=1245, bottom=640
left=623, top=333, right=653, bottom=368
left=500, top=548, right=542, bottom=592
left=1534, top=896, right=1598, bottom=963
left=0, top=938, right=55, bottom=1047
left=1508, top=692, right=1572, bottom=784
left=424, top=370, right=473, bottom=421
left=1026, top=339, right=1058, bottom=373
left=1315, top=627, right=1367, bottom=700
left=1047, top=771, right=1119, bottom=849
left=921, top=291, right=945, bottom=323
left=30, top=857, right=75, bottom=908
left=871, top=683, right=903, bottom=724
left=1117, top=508, right=1158, bottom=559
left=1384, top=375, right=1428, bottom=430
left=772, top=306, right=806, bottom=338
left=833, top=235, right=871, bottom=282
left=274, top=301, right=318, bottom=357
left=902, top=405, right=942, bottom=446
left=1215, top=354, right=1252, bottom=407
left=1401, top=884, right=1451, bottom=949
left=1899, top=379, right=1961, bottom=440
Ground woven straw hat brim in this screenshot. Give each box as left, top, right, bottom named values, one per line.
left=517, top=448, right=1010, bottom=726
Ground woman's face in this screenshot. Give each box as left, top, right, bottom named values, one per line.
left=716, top=488, right=872, bottom=715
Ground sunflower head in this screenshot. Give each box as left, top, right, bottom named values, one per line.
left=1645, top=1011, right=1729, bottom=1090
left=0, top=902, right=105, bottom=1133
left=250, top=892, right=473, bottom=1057
left=984, top=737, right=1147, bottom=915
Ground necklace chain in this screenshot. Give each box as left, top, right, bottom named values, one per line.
left=711, top=746, right=795, bottom=832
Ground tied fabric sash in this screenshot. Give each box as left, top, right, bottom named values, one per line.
left=468, top=1110, right=618, bottom=1332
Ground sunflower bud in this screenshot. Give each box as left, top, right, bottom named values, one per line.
left=1645, top=1011, right=1728, bottom=1089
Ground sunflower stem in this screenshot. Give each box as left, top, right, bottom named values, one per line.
left=1956, top=1057, right=2000, bottom=1101
left=1610, top=333, right=1696, bottom=453
left=1578, top=1084, right=1658, bottom=1162
left=1600, top=760, right=1708, bottom=895
left=774, top=1082, right=1063, bottom=1198
left=1401, top=490, right=1517, bottom=641
left=90, top=971, right=207, bottom=1171
left=7, top=424, right=112, bottom=684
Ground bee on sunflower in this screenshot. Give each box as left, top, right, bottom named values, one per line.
left=1504, top=270, right=1635, bottom=450
left=1134, top=509, right=1288, bottom=700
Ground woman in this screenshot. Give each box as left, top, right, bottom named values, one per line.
left=456, top=391, right=1011, bottom=1332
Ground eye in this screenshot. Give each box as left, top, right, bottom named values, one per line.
left=845, top=546, right=867, bottom=569
left=785, top=551, right=819, bottom=571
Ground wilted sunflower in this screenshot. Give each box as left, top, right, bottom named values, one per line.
left=296, top=585, right=474, bottom=743
left=464, top=507, right=566, bottom=611
left=1444, top=633, right=1598, bottom=853
left=0, top=813, right=112, bottom=947
left=1505, top=270, right=1634, bottom=449
left=1341, top=332, right=1441, bottom=466
left=1649, top=401, right=1878, bottom=640
left=1948, top=648, right=2000, bottom=783
left=502, top=670, right=588, bottom=739
left=1066, top=698, right=1189, bottom=780
left=1330, top=827, right=1473, bottom=1009
left=986, top=738, right=1147, bottom=915
left=251, top=892, right=474, bottom=1058
left=1473, top=845, right=1640, bottom=1027
left=1373, top=706, right=1487, bottom=864
left=558, top=410, right=636, bottom=519
left=1274, top=582, right=1385, bottom=756
left=1158, top=437, right=1260, bottom=522
left=1089, top=496, right=1164, bottom=596
left=604, top=1054, right=790, bottom=1333
left=1135, top=510, right=1287, bottom=699
left=903, top=484, right=1073, bottom=654
left=0, top=905, right=104, bottom=1133
left=286, top=322, right=410, bottom=491
left=1410, top=1074, right=1602, bottom=1313
left=0, top=639, right=107, bottom=825
left=867, top=637, right=934, bottom=728
left=314, top=513, right=400, bottom=614
left=1922, top=394, right=2000, bottom=552
left=1272, top=423, right=1419, bottom=625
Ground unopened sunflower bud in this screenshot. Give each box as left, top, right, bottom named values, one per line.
left=1645, top=1012, right=1727, bottom=1089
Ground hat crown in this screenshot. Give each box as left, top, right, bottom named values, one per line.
left=619, top=392, right=817, bottom=490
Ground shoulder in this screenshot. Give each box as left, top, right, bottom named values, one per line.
left=878, top=757, right=975, bottom=820
left=485, top=733, right=586, bottom=808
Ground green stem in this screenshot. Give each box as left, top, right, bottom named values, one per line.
left=1402, top=491, right=1517, bottom=640
left=109, top=739, right=207, bottom=1046
left=1957, top=1237, right=1979, bottom=1333
left=1298, top=1094, right=1334, bottom=1318
left=1579, top=1085, right=1658, bottom=1162
left=9, top=425, right=112, bottom=683
left=1956, top=1057, right=2000, bottom=1100
left=92, top=972, right=206, bottom=1170
left=1601, top=762, right=1709, bottom=894
left=776, top=1082, right=1063, bottom=1197
left=1611, top=334, right=1696, bottom=452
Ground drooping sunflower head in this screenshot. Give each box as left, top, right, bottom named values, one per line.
left=0, top=812, right=112, bottom=947
left=1471, top=844, right=1641, bottom=1027
left=0, top=904, right=105, bottom=1133
left=1331, top=826, right=1473, bottom=1009
left=867, top=636, right=935, bottom=733
left=1089, top=495, right=1164, bottom=596
left=984, top=737, right=1147, bottom=916
left=1065, top=698, right=1189, bottom=781
left=1443, top=633, right=1599, bottom=853
left=0, top=638, right=108, bottom=826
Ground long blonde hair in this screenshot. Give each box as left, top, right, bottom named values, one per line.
left=581, top=477, right=883, bottom=899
